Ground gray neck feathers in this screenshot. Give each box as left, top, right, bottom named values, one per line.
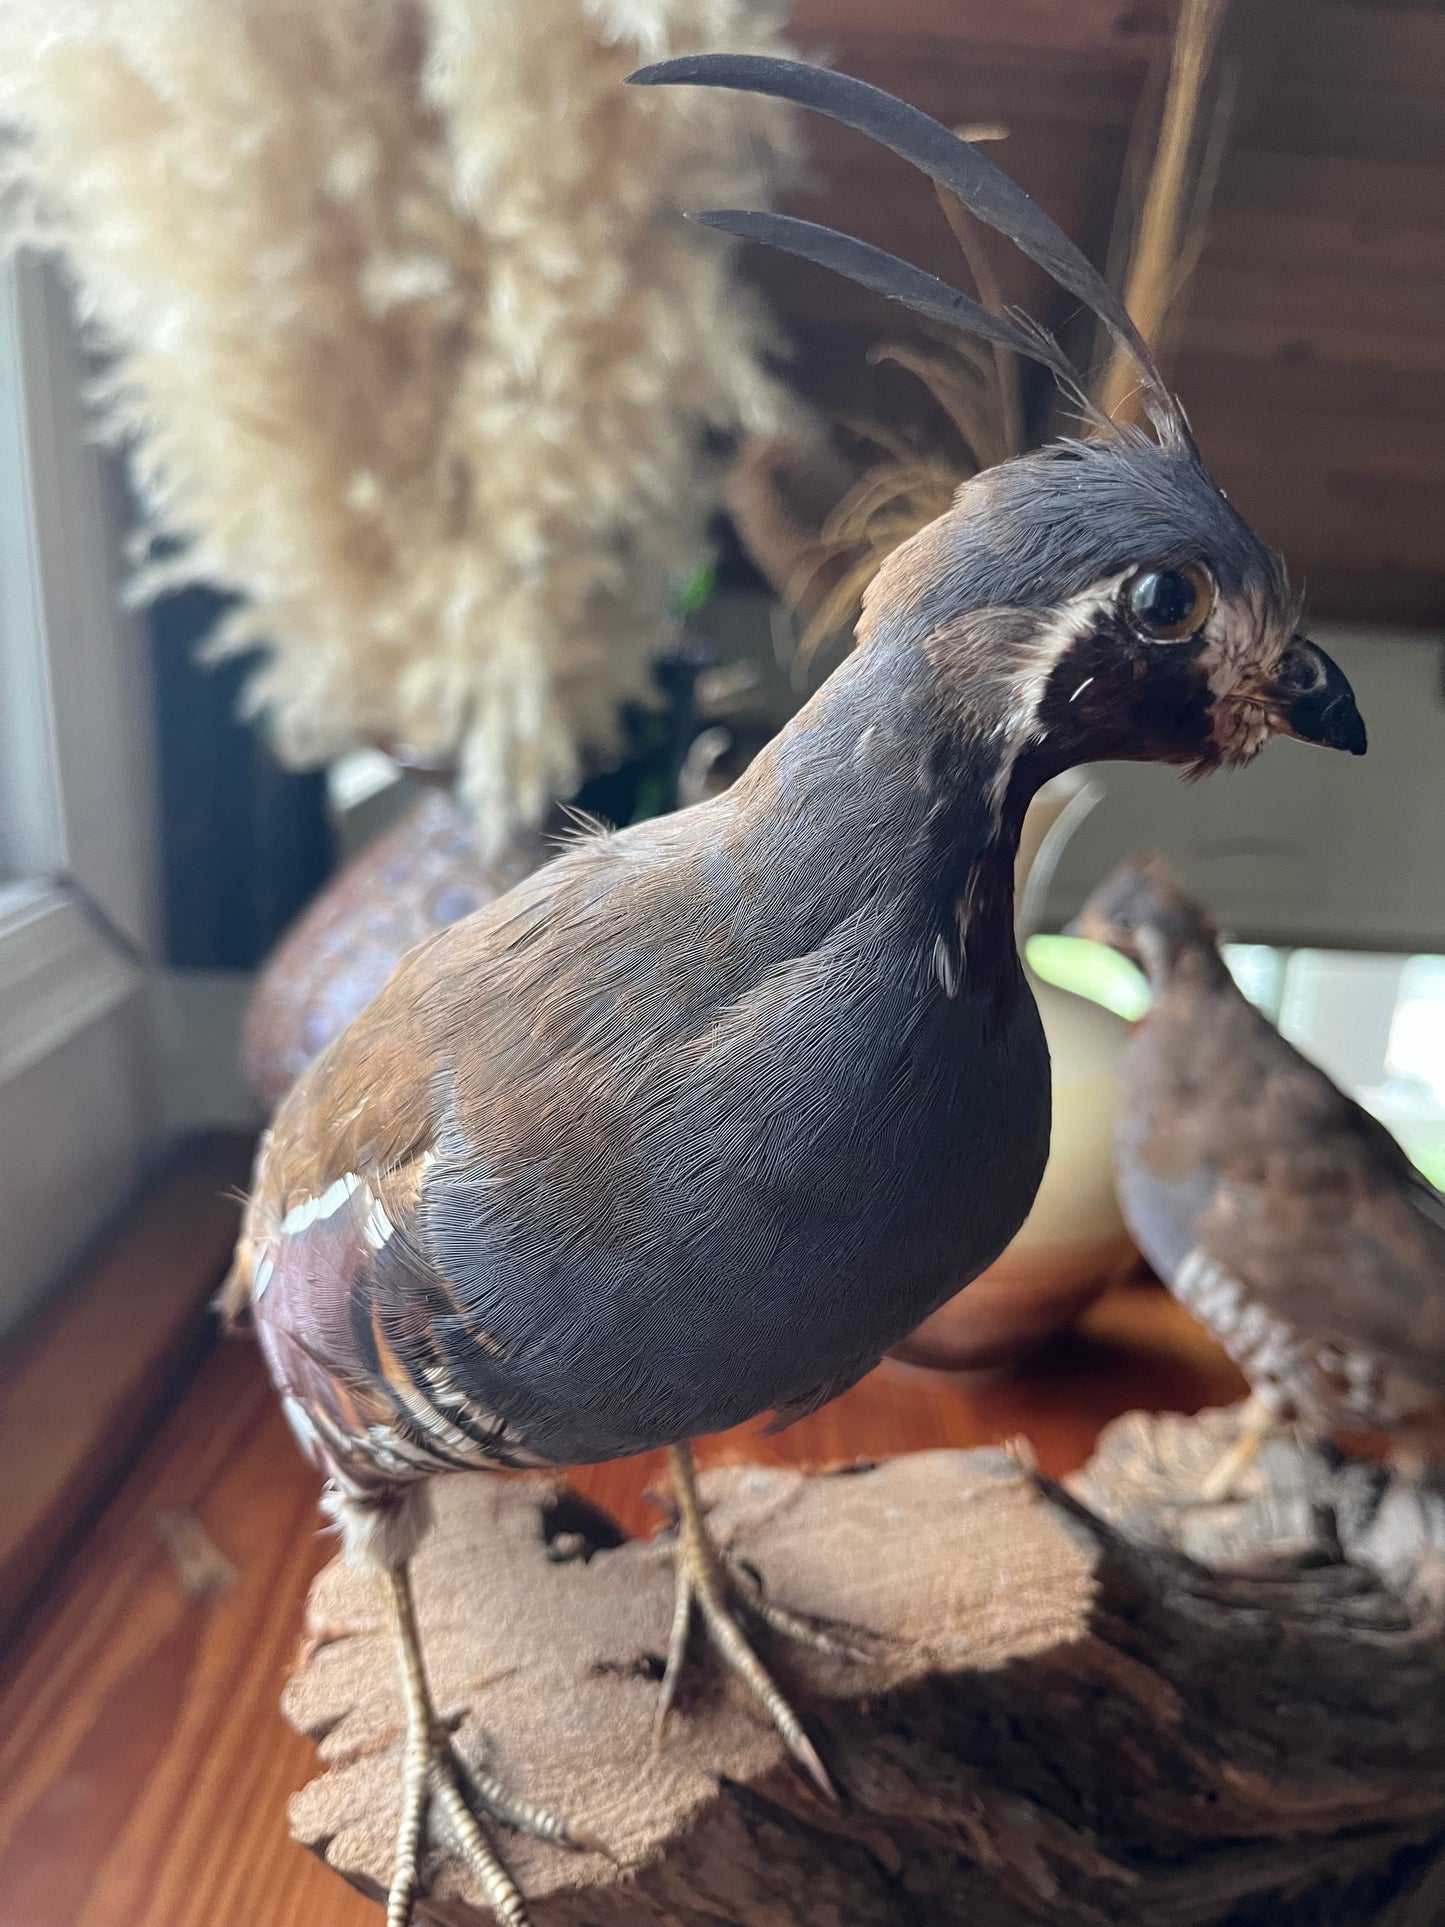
left=730, top=622, right=1030, bottom=1000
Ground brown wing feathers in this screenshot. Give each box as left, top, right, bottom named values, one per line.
left=247, top=1142, right=541, bottom=1488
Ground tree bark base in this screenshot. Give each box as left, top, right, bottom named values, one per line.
left=283, top=1407, right=1445, bottom=1925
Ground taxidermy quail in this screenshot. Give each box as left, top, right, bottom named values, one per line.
left=224, top=55, right=1368, bottom=1927
left=1071, top=857, right=1445, bottom=1500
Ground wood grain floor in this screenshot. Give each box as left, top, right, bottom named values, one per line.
left=0, top=1262, right=1243, bottom=1927
left=0, top=1137, right=255, bottom=1648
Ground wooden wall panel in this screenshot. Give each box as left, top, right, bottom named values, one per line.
left=752, top=0, right=1445, bottom=627
left=1178, top=1, right=1445, bottom=621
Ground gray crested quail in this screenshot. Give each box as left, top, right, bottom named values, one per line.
left=224, top=55, right=1368, bottom=1926
left=1070, top=857, right=1444, bottom=1501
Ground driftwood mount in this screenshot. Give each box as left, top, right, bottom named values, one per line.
left=284, top=1408, right=1445, bottom=1925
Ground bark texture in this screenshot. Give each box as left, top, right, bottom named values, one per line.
left=284, top=1408, right=1445, bottom=1925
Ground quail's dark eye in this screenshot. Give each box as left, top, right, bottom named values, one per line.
left=1123, top=561, right=1217, bottom=642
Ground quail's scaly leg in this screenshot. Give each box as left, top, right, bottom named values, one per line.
left=1199, top=1394, right=1277, bottom=1504
left=381, top=1559, right=606, bottom=1927
left=654, top=1443, right=848, bottom=1800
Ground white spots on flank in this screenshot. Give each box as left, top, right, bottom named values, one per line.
left=279, top=1171, right=360, bottom=1236
left=280, top=1393, right=325, bottom=1467
left=362, top=1195, right=395, bottom=1250
left=932, top=931, right=960, bottom=999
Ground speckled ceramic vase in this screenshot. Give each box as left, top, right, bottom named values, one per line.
left=887, top=773, right=1134, bottom=1376
left=240, top=646, right=713, bottom=1112
left=241, top=782, right=551, bottom=1111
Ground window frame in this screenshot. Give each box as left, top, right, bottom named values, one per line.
left=0, top=254, right=161, bottom=1335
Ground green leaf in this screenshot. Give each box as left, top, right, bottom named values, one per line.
left=672, top=561, right=717, bottom=616
left=1026, top=934, right=1150, bottom=1022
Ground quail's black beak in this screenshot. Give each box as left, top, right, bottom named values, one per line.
left=1269, top=635, right=1367, bottom=756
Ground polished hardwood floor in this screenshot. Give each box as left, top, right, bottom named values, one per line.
left=0, top=1152, right=1244, bottom=1927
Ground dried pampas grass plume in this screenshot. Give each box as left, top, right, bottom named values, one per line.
left=0, top=0, right=798, bottom=848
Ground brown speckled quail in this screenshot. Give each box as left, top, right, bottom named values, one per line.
left=1071, top=857, right=1444, bottom=1502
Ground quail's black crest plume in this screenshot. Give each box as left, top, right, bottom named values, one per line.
left=689, top=211, right=1080, bottom=389
left=229, top=55, right=1367, bottom=1927
left=627, top=52, right=1188, bottom=442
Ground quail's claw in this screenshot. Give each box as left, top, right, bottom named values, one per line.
left=429, top=1757, right=533, bottom=1927
left=656, top=1444, right=841, bottom=1802
left=692, top=1575, right=837, bottom=1799
left=1198, top=1429, right=1266, bottom=1504
left=381, top=1559, right=610, bottom=1927
left=1197, top=1395, right=1277, bottom=1505
left=653, top=1559, right=696, bottom=1749
left=738, top=1569, right=873, bottom=1663
left=455, top=1747, right=606, bottom=1854
left=387, top=1721, right=430, bottom=1927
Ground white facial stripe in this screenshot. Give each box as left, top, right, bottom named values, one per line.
left=1011, top=571, right=1285, bottom=771
left=1004, top=573, right=1130, bottom=738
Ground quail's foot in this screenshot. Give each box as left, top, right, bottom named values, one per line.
left=1197, top=1395, right=1278, bottom=1504
left=654, top=1443, right=860, bottom=1799
left=381, top=1560, right=609, bottom=1927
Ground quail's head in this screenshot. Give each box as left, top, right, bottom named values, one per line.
left=863, top=432, right=1367, bottom=781
left=1066, top=854, right=1216, bottom=974
left=631, top=55, right=1367, bottom=787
